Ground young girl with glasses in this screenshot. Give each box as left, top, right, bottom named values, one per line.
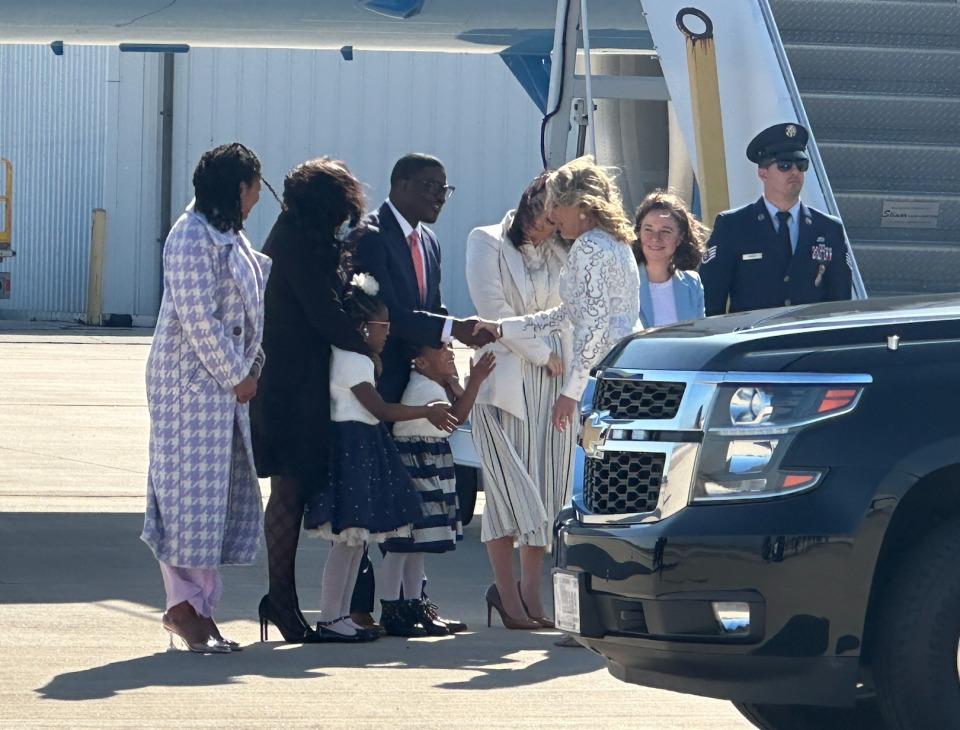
left=301, top=274, right=459, bottom=642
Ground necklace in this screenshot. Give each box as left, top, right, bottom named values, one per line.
left=521, top=239, right=549, bottom=311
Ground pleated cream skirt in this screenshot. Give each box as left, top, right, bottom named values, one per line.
left=472, top=334, right=577, bottom=547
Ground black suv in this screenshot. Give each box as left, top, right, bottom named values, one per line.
left=553, top=295, right=960, bottom=730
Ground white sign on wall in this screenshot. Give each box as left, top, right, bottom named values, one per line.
left=880, top=200, right=940, bottom=229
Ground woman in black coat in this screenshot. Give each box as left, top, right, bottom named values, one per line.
left=251, top=157, right=372, bottom=643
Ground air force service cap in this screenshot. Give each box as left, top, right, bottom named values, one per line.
left=746, top=123, right=810, bottom=164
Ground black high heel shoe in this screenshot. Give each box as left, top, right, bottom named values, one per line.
left=258, top=594, right=322, bottom=643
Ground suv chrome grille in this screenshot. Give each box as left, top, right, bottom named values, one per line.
left=594, top=379, right=686, bottom=420
left=584, top=451, right=666, bottom=515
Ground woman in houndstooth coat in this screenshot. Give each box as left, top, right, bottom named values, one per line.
left=141, top=144, right=272, bottom=653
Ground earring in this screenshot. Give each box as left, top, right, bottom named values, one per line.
left=579, top=213, right=586, bottom=220
left=361, top=325, right=370, bottom=340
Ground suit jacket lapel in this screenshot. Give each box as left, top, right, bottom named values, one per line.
left=671, top=270, right=687, bottom=321
left=380, top=203, right=422, bottom=306
left=751, top=197, right=791, bottom=271
left=501, top=231, right=530, bottom=311
left=422, top=228, right=440, bottom=308
left=638, top=264, right=654, bottom=327
left=796, top=203, right=816, bottom=256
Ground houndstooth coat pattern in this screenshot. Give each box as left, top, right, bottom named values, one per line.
left=141, top=203, right=272, bottom=570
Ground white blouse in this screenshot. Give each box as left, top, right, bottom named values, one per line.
left=329, top=347, right=378, bottom=425
left=649, top=279, right=679, bottom=327
left=501, top=227, right=641, bottom=401
left=392, top=372, right=452, bottom=439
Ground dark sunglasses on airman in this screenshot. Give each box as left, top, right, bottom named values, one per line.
left=774, top=158, right=809, bottom=173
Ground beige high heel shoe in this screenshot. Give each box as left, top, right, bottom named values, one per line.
left=485, top=584, right=542, bottom=630
left=518, top=581, right=555, bottom=629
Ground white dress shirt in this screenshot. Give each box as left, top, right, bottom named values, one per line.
left=386, top=198, right=453, bottom=342
left=764, top=197, right=802, bottom=253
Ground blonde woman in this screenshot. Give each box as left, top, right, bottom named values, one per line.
left=474, top=157, right=641, bottom=624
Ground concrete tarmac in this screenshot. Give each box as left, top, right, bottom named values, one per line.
left=0, top=324, right=752, bottom=730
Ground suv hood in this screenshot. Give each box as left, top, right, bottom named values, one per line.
left=605, top=293, right=960, bottom=374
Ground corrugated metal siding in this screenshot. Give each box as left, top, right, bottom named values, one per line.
left=173, top=48, right=545, bottom=317
left=100, top=49, right=163, bottom=320
left=0, top=45, right=109, bottom=316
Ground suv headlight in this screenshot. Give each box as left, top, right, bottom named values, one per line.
left=692, top=383, right=864, bottom=502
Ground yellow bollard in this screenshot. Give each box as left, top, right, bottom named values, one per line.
left=0, top=158, right=11, bottom=255
left=86, top=209, right=107, bottom=326
left=677, top=8, right=730, bottom=226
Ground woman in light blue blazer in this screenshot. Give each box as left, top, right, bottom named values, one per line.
left=633, top=190, right=708, bottom=328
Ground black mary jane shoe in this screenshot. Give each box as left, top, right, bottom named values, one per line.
left=317, top=617, right=379, bottom=643
left=258, top=594, right=323, bottom=644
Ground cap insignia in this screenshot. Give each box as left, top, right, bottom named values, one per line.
left=786, top=125, right=797, bottom=137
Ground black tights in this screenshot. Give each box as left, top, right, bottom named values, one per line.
left=264, top=475, right=307, bottom=623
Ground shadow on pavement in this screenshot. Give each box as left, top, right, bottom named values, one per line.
left=1, top=513, right=605, bottom=700
left=37, top=631, right=600, bottom=700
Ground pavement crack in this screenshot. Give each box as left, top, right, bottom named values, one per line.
left=0, top=445, right=147, bottom=476
left=115, top=0, right=178, bottom=28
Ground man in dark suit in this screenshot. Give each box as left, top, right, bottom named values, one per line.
left=348, top=153, right=495, bottom=634
left=352, top=153, right=495, bottom=403
left=700, top=123, right=853, bottom=316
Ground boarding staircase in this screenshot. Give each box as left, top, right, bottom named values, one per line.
left=771, top=0, right=960, bottom=296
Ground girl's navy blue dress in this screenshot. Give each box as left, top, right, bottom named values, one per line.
left=303, top=348, right=422, bottom=546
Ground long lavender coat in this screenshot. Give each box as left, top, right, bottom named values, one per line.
left=141, top=203, right=272, bottom=570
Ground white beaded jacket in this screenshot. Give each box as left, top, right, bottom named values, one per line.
left=500, top=227, right=641, bottom=402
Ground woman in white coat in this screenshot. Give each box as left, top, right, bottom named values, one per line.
left=473, top=158, right=642, bottom=632
left=467, top=173, right=575, bottom=629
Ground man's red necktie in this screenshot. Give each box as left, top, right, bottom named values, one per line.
left=408, top=230, right=426, bottom=303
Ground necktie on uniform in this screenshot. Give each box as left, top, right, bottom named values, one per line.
left=776, top=211, right=793, bottom=257
left=408, top=230, right=426, bottom=303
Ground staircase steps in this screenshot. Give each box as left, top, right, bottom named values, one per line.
left=770, top=0, right=960, bottom=295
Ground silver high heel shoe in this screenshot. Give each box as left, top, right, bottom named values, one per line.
left=162, top=613, right=231, bottom=653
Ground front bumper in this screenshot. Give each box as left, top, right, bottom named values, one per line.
left=554, top=475, right=888, bottom=708
left=557, top=561, right=858, bottom=706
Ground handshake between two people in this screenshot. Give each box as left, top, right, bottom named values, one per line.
left=450, top=318, right=500, bottom=349
left=457, top=318, right=563, bottom=379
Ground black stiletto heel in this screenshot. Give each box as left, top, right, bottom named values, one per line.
left=258, top=594, right=322, bottom=644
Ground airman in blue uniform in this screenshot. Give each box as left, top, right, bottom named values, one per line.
left=700, top=123, right=853, bottom=316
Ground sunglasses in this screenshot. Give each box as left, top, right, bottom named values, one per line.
left=773, top=158, right=809, bottom=173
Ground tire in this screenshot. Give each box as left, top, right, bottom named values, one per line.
left=873, top=517, right=960, bottom=729
left=734, top=699, right=884, bottom=730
